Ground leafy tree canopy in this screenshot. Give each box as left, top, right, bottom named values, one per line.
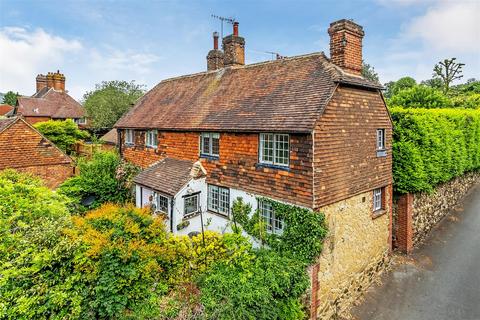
left=361, top=61, right=380, bottom=83
left=2, top=91, right=20, bottom=106
left=384, top=76, right=416, bottom=99
left=34, top=119, right=90, bottom=153
left=388, top=85, right=452, bottom=109
left=83, top=80, right=146, bottom=129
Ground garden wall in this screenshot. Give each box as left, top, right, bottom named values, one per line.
left=394, top=171, right=480, bottom=253
left=311, top=186, right=392, bottom=319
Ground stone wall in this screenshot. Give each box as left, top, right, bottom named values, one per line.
left=312, top=186, right=392, bottom=319
left=394, top=171, right=480, bottom=252
left=414, top=172, right=479, bottom=245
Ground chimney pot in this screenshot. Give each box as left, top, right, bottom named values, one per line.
left=213, top=31, right=219, bottom=50
left=233, top=22, right=239, bottom=36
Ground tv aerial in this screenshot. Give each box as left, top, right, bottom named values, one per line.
left=211, top=14, right=236, bottom=38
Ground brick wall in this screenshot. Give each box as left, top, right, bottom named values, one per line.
left=121, top=130, right=314, bottom=207
left=313, top=85, right=393, bottom=209
left=0, top=118, right=73, bottom=188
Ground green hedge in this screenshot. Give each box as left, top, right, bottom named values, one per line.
left=391, top=107, right=480, bottom=193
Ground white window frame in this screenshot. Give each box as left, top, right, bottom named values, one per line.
left=125, top=129, right=134, bottom=145
left=200, top=132, right=220, bottom=157
left=153, top=192, right=169, bottom=214
left=376, top=129, right=385, bottom=150
left=373, top=188, right=383, bottom=211
left=75, top=117, right=87, bottom=125
left=259, top=133, right=289, bottom=167
left=207, top=184, right=230, bottom=216
left=184, top=194, right=199, bottom=216
left=146, top=130, right=158, bottom=148
left=258, top=199, right=284, bottom=235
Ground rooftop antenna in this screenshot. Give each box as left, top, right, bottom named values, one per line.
left=211, top=14, right=236, bottom=39
left=265, top=51, right=285, bottom=60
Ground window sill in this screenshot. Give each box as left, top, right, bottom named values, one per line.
left=376, top=150, right=387, bottom=157
left=124, top=143, right=135, bottom=147
left=183, top=211, right=201, bottom=220
left=256, top=163, right=290, bottom=171
left=200, top=154, right=219, bottom=161
left=146, top=145, right=158, bottom=150
left=207, top=210, right=230, bottom=219
left=372, top=209, right=387, bottom=219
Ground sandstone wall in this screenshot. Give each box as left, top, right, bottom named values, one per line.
left=313, top=186, right=392, bottom=319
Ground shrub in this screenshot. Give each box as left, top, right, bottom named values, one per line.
left=34, top=119, right=90, bottom=153
left=198, top=249, right=310, bottom=320
left=388, top=85, right=452, bottom=109
left=58, top=151, right=139, bottom=210
left=391, top=107, right=480, bottom=193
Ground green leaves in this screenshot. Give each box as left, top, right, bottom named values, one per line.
left=34, top=119, right=90, bottom=153
left=391, top=107, right=480, bottom=193
left=83, top=80, right=146, bottom=129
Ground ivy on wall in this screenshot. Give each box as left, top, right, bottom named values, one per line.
left=232, top=197, right=328, bottom=264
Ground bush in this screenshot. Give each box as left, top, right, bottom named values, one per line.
left=198, top=249, right=309, bottom=320
left=391, top=107, right=480, bottom=193
left=34, top=119, right=90, bottom=153
left=388, top=85, right=452, bottom=109
left=58, top=151, right=139, bottom=210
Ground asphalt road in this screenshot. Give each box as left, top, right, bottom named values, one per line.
left=352, top=183, right=480, bottom=320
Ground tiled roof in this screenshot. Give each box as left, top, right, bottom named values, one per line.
left=0, top=117, right=16, bottom=133
left=0, top=104, right=14, bottom=116
left=17, top=88, right=85, bottom=119
left=115, top=52, right=381, bottom=133
left=133, top=158, right=205, bottom=196
left=101, top=128, right=118, bottom=145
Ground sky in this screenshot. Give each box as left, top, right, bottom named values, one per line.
left=0, top=0, right=479, bottom=100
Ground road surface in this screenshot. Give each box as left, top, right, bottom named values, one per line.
left=352, top=183, right=480, bottom=320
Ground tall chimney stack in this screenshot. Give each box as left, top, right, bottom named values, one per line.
left=52, top=70, right=66, bottom=92
left=46, top=72, right=55, bottom=89
left=36, top=74, right=47, bottom=92
left=207, top=32, right=224, bottom=71
left=222, top=21, right=245, bottom=67
left=328, top=19, right=364, bottom=75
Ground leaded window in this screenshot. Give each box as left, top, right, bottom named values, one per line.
left=146, top=130, right=158, bottom=148
left=208, top=184, right=229, bottom=216
left=153, top=192, right=169, bottom=213
left=200, top=133, right=220, bottom=157
left=125, top=129, right=134, bottom=145
left=373, top=188, right=382, bottom=211
left=376, top=129, right=385, bottom=150
left=184, top=194, right=199, bottom=215
left=258, top=200, right=284, bottom=235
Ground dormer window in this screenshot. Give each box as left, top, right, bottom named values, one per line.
left=259, top=133, right=289, bottom=167
left=200, top=132, right=220, bottom=158
left=125, top=129, right=134, bottom=145
left=146, top=130, right=158, bottom=148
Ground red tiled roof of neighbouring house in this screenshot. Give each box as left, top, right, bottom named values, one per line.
left=101, top=128, right=118, bottom=145
left=0, top=104, right=14, bottom=116
left=0, top=117, right=16, bottom=132
left=16, top=88, right=85, bottom=119
left=133, top=158, right=206, bottom=196
left=115, top=52, right=381, bottom=133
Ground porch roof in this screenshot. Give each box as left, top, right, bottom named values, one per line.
left=133, top=158, right=205, bottom=196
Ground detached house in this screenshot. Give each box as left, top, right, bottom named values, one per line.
left=14, top=71, right=87, bottom=126
left=116, top=19, right=393, bottom=318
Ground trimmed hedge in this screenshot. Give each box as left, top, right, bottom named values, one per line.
left=391, top=107, right=480, bottom=194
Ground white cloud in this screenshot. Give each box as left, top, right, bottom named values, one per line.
left=0, top=27, right=82, bottom=95
left=0, top=27, right=161, bottom=99
left=405, top=0, right=480, bottom=53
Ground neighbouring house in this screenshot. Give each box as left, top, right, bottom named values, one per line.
left=0, top=117, right=74, bottom=188
left=115, top=19, right=393, bottom=318
left=100, top=128, right=118, bottom=149
left=0, top=104, right=14, bottom=117
left=13, top=71, right=87, bottom=126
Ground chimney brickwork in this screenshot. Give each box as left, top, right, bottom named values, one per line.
left=207, top=32, right=224, bottom=71
left=36, top=74, right=47, bottom=92
left=222, top=22, right=245, bottom=67
left=53, top=70, right=66, bottom=92
left=328, top=19, right=364, bottom=75
left=41, top=71, right=65, bottom=92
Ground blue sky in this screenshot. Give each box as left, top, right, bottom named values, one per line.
left=1, top=0, right=479, bottom=100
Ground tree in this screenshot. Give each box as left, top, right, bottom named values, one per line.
left=432, top=58, right=465, bottom=94
left=362, top=61, right=380, bottom=83
left=34, top=119, right=89, bottom=153
left=388, top=85, right=452, bottom=109
left=383, top=77, right=416, bottom=99
left=83, top=80, right=146, bottom=129
left=420, top=77, right=443, bottom=90
left=2, top=91, right=19, bottom=106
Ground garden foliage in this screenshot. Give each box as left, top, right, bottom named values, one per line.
left=34, top=119, right=90, bottom=153
left=391, top=107, right=480, bottom=193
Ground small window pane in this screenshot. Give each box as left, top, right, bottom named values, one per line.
left=157, top=194, right=168, bottom=213
left=208, top=184, right=229, bottom=216
left=184, top=195, right=198, bottom=215
left=259, top=200, right=283, bottom=235
left=373, top=188, right=382, bottom=211
left=202, top=133, right=210, bottom=154
left=211, top=133, right=220, bottom=156
left=377, top=129, right=385, bottom=150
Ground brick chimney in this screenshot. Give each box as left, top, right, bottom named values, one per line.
left=52, top=70, right=66, bottom=92
left=36, top=74, right=47, bottom=92
left=207, top=32, right=224, bottom=71
left=222, top=22, right=245, bottom=67
left=46, top=72, right=55, bottom=89
left=328, top=19, right=364, bottom=75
